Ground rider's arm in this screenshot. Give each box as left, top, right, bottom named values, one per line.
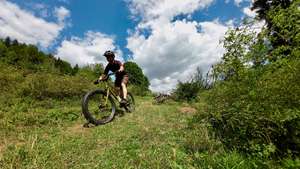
left=118, top=63, right=125, bottom=72
left=99, top=74, right=109, bottom=81
left=99, top=64, right=110, bottom=81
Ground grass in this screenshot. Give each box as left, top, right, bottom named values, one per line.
left=0, top=96, right=192, bottom=168
left=0, top=96, right=295, bottom=168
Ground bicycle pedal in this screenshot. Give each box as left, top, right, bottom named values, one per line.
left=120, top=102, right=129, bottom=107
left=83, top=122, right=91, bottom=128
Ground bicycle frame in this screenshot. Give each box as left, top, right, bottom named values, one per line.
left=102, top=79, right=120, bottom=106
left=101, top=72, right=129, bottom=107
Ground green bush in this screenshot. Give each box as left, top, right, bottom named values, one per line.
left=205, top=58, right=300, bottom=157
left=20, top=73, right=94, bottom=99
left=282, top=158, right=300, bottom=169
left=173, top=81, right=202, bottom=101
left=128, top=85, right=150, bottom=96
left=173, top=68, right=207, bottom=102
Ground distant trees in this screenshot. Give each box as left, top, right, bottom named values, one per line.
left=76, top=63, right=104, bottom=80
left=0, top=36, right=152, bottom=97
left=72, top=64, right=79, bottom=75
left=54, top=58, right=73, bottom=75
left=0, top=37, right=78, bottom=75
left=4, top=37, right=11, bottom=47
left=0, top=41, right=8, bottom=57
left=124, top=61, right=149, bottom=88
left=124, top=61, right=150, bottom=95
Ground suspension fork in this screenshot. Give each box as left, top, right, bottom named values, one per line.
left=105, top=84, right=110, bottom=105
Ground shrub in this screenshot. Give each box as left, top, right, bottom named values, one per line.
left=173, top=67, right=207, bottom=102
left=205, top=58, right=300, bottom=157
left=127, top=85, right=150, bottom=96
left=173, top=81, right=202, bottom=101
left=20, top=73, right=94, bottom=99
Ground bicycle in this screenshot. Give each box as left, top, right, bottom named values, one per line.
left=82, top=73, right=135, bottom=126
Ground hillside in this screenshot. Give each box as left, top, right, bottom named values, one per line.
left=1, top=1, right=300, bottom=168
left=0, top=97, right=285, bottom=169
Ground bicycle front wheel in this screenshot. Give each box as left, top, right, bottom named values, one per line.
left=124, top=92, right=135, bottom=112
left=82, top=89, right=116, bottom=125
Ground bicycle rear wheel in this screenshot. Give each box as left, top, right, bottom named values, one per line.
left=124, top=92, right=135, bottom=112
left=82, top=89, right=116, bottom=125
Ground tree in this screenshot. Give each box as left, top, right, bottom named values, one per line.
left=92, top=63, right=104, bottom=78
left=5, top=51, right=18, bottom=64
left=213, top=25, right=257, bottom=81
left=54, top=58, right=73, bottom=75
left=26, top=45, right=43, bottom=65
left=251, top=0, right=291, bottom=25
left=4, top=37, right=11, bottom=47
left=12, top=39, right=19, bottom=46
left=72, top=64, right=79, bottom=75
left=251, top=0, right=294, bottom=52
left=0, top=41, right=7, bottom=57
left=124, top=61, right=150, bottom=89
left=266, top=1, right=300, bottom=59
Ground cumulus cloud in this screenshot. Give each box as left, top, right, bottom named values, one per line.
left=243, top=6, right=256, bottom=18
left=127, top=20, right=229, bottom=92
left=0, top=1, right=69, bottom=48
left=54, top=6, right=70, bottom=25
left=127, top=0, right=213, bottom=29
left=126, top=0, right=230, bottom=92
left=55, top=31, right=122, bottom=67
left=127, top=0, right=213, bottom=20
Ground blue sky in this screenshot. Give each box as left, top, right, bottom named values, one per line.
left=0, top=0, right=257, bottom=92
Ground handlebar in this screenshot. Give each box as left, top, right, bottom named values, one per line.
left=94, top=72, right=116, bottom=84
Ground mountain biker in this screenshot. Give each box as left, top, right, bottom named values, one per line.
left=96, top=50, right=129, bottom=105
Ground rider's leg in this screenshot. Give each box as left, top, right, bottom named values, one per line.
left=121, top=83, right=127, bottom=100
left=121, top=75, right=129, bottom=100
left=115, top=87, right=122, bottom=102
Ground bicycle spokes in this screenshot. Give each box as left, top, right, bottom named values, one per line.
left=88, top=92, right=114, bottom=121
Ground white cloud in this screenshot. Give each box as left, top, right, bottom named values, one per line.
left=243, top=6, right=256, bottom=18
left=126, top=0, right=230, bottom=92
left=0, top=1, right=69, bottom=48
left=55, top=31, right=123, bottom=67
left=127, top=20, right=229, bottom=92
left=128, top=0, right=213, bottom=19
left=54, top=6, right=70, bottom=25
left=127, top=0, right=213, bottom=29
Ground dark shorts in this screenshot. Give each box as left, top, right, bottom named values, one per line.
left=115, top=73, right=129, bottom=87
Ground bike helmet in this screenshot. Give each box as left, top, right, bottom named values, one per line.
left=103, top=50, right=115, bottom=58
